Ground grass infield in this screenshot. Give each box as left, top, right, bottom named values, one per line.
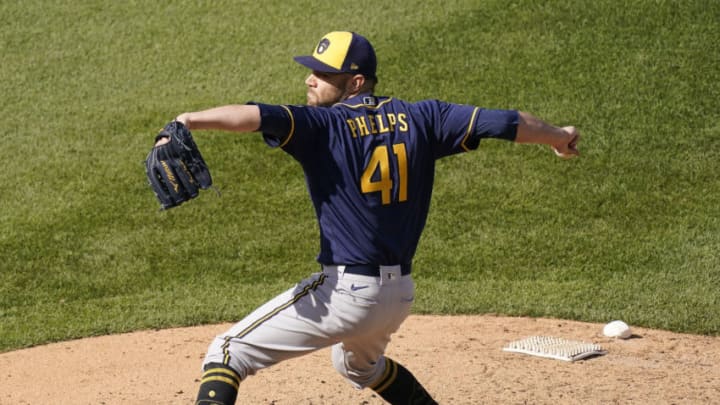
left=1, top=0, right=718, bottom=351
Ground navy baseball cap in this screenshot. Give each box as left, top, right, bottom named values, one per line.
left=294, top=31, right=377, bottom=78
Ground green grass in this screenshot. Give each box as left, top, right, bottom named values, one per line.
left=1, top=0, right=719, bottom=351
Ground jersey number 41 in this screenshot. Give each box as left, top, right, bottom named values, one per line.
left=360, top=143, right=408, bottom=205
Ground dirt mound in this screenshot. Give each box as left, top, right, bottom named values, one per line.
left=1, top=315, right=718, bottom=404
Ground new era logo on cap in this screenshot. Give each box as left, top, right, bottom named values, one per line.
left=294, top=31, right=377, bottom=78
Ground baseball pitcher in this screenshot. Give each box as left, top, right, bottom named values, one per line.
left=147, top=31, right=579, bottom=404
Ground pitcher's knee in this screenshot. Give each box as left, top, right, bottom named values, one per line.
left=204, top=338, right=264, bottom=382
left=331, top=344, right=385, bottom=388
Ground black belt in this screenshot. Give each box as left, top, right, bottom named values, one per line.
left=340, top=263, right=412, bottom=277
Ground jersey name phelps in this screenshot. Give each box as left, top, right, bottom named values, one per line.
left=255, top=94, right=519, bottom=266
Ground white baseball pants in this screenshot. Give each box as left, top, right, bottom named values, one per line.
left=203, top=265, right=415, bottom=388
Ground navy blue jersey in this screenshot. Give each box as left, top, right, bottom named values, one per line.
left=256, top=94, right=518, bottom=265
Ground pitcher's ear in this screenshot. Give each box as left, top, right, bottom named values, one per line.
left=349, top=74, right=365, bottom=93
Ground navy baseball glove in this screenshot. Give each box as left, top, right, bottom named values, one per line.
left=145, top=121, right=212, bottom=210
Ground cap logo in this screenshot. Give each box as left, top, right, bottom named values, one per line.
left=350, top=63, right=359, bottom=70
left=316, top=38, right=330, bottom=54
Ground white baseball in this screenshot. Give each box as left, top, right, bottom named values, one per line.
left=603, top=320, right=632, bottom=339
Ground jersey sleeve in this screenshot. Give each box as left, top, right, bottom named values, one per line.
left=471, top=108, right=519, bottom=143
left=253, top=103, right=329, bottom=162
left=426, top=100, right=519, bottom=158
left=251, top=102, right=295, bottom=148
